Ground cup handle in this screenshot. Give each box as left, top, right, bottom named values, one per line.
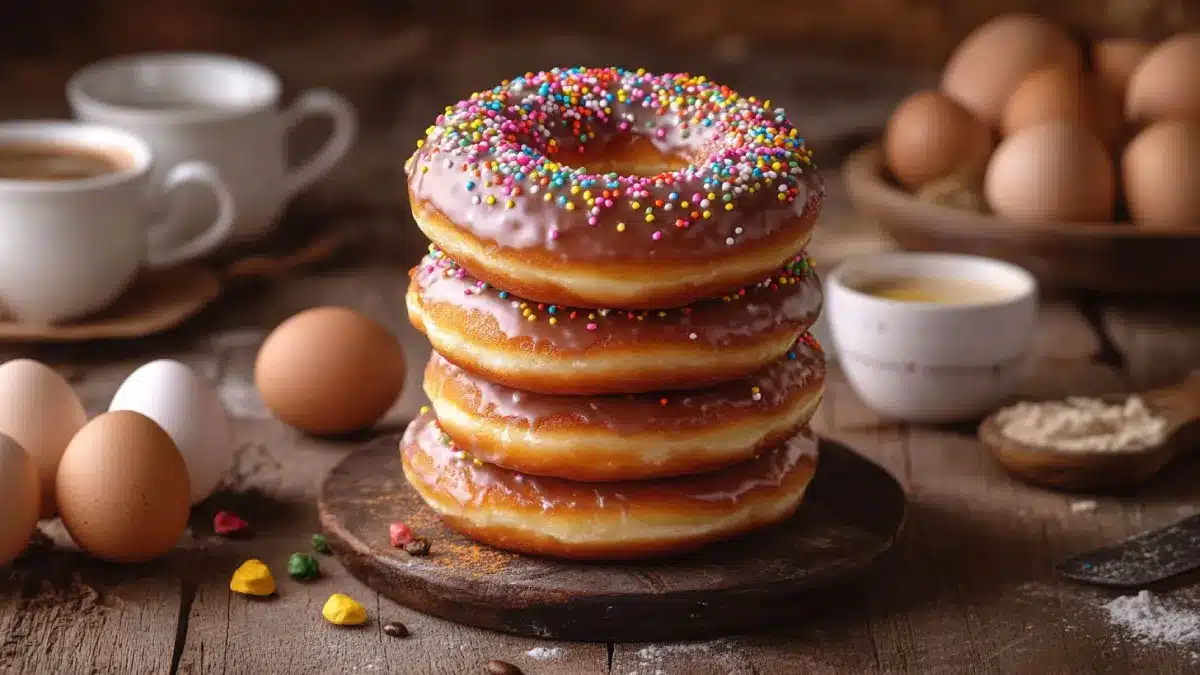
left=281, top=89, right=358, bottom=198
left=146, top=161, right=237, bottom=269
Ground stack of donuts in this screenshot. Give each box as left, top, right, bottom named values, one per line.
left=402, top=67, right=827, bottom=559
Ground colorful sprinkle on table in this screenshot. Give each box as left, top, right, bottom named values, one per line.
left=213, top=511, right=250, bottom=537
left=230, top=559, right=276, bottom=596
left=322, top=593, right=368, bottom=626
left=389, top=522, right=415, bottom=548
left=311, top=533, right=330, bottom=554
left=287, top=553, right=320, bottom=580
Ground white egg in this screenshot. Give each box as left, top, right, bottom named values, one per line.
left=109, top=360, right=231, bottom=504
left=0, top=433, right=40, bottom=565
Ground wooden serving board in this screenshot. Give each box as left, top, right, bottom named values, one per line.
left=317, top=435, right=906, bottom=642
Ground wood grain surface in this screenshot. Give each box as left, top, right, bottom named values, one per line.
left=2, top=272, right=1200, bottom=674
left=2, top=28, right=1200, bottom=675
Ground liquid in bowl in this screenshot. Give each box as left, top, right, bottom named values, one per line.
left=826, top=253, right=1039, bottom=423
left=856, top=276, right=1018, bottom=304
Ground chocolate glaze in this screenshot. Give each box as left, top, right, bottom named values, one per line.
left=426, top=336, right=825, bottom=435
left=406, top=68, right=823, bottom=263
left=401, top=411, right=819, bottom=512
left=409, top=250, right=823, bottom=352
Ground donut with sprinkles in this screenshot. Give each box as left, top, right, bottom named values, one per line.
left=406, top=246, right=823, bottom=395
left=406, top=67, right=823, bottom=309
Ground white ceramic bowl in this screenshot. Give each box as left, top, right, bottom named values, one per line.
left=826, top=252, right=1038, bottom=423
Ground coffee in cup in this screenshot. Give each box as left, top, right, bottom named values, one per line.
left=0, top=121, right=236, bottom=324
left=0, top=141, right=136, bottom=181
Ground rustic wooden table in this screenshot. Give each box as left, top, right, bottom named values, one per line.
left=2, top=31, right=1200, bottom=675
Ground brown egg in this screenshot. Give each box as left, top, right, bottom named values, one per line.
left=56, top=411, right=190, bottom=563
left=1122, top=121, right=1200, bottom=230
left=255, top=307, right=406, bottom=435
left=942, top=14, right=1083, bottom=126
left=1127, top=33, right=1200, bottom=124
left=1092, top=38, right=1152, bottom=101
left=0, top=359, right=88, bottom=518
left=884, top=90, right=993, bottom=190
left=0, top=434, right=39, bottom=565
left=1002, top=67, right=1120, bottom=145
left=984, top=121, right=1115, bottom=223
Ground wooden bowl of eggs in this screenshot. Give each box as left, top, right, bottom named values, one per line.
left=844, top=14, right=1200, bottom=293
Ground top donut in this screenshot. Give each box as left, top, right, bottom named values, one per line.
left=406, top=67, right=824, bottom=309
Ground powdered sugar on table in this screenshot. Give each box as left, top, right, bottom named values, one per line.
left=525, top=647, right=562, bottom=661
left=1105, top=590, right=1200, bottom=654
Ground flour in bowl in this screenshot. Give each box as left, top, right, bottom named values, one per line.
left=994, top=396, right=1167, bottom=453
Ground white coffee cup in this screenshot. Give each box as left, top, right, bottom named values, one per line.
left=826, top=252, right=1039, bottom=423
left=67, top=52, right=357, bottom=246
left=0, top=121, right=236, bottom=324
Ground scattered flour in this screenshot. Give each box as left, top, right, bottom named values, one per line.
left=525, top=647, right=562, bottom=661
left=639, top=644, right=701, bottom=659
left=1105, top=590, right=1200, bottom=652
left=630, top=639, right=744, bottom=675
left=1071, top=500, right=1099, bottom=514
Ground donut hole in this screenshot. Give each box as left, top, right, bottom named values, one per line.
left=563, top=134, right=694, bottom=176
left=505, top=89, right=708, bottom=180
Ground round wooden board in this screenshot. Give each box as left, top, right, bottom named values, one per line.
left=318, top=435, right=907, bottom=642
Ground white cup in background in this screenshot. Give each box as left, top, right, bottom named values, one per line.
left=67, top=52, right=357, bottom=246
left=826, top=252, right=1039, bottom=423
left=0, top=121, right=235, bottom=324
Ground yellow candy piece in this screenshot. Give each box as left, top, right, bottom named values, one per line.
left=230, top=559, right=276, bottom=596
left=322, top=593, right=367, bottom=626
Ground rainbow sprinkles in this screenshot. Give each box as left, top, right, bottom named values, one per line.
left=406, top=66, right=820, bottom=247
left=415, top=244, right=818, bottom=333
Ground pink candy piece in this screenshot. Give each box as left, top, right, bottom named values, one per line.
left=214, top=511, right=250, bottom=537
left=389, top=522, right=415, bottom=548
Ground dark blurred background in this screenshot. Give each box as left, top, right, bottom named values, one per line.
left=1, top=0, right=1193, bottom=261
left=3, top=0, right=1196, bottom=125
left=2, top=0, right=1196, bottom=71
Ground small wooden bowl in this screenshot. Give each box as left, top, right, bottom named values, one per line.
left=979, top=374, right=1200, bottom=491
left=842, top=143, right=1200, bottom=293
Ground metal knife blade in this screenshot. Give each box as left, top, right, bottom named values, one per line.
left=1057, top=513, right=1200, bottom=587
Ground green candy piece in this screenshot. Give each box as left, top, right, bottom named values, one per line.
left=288, top=553, right=320, bottom=580
left=311, top=533, right=330, bottom=554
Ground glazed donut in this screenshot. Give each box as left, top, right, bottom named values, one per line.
left=405, top=67, right=823, bottom=309
left=401, top=411, right=819, bottom=559
left=406, top=247, right=822, bottom=395
left=422, top=335, right=825, bottom=482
